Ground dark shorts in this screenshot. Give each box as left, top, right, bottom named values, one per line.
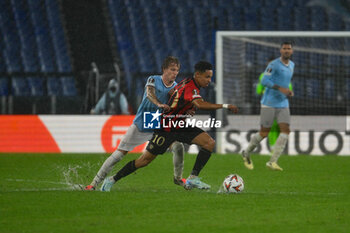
left=146, top=127, right=205, bottom=155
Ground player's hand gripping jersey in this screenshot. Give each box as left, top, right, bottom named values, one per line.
left=161, top=78, right=202, bottom=131
left=133, top=75, right=177, bottom=132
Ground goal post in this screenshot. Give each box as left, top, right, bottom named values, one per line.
left=215, top=31, right=350, bottom=153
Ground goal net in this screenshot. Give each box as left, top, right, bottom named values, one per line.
left=215, top=31, right=350, bottom=116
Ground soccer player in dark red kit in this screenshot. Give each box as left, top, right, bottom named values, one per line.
left=100, top=61, right=238, bottom=191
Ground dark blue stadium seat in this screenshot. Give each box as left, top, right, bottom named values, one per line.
left=0, top=2, right=20, bottom=48
left=139, top=0, right=157, bottom=9
left=264, top=0, right=281, bottom=7
left=60, top=77, right=77, bottom=96
left=310, top=7, right=327, bottom=30
left=256, top=51, right=271, bottom=66
left=56, top=51, right=72, bottom=72
left=11, top=0, right=34, bottom=42
left=344, top=37, right=350, bottom=50
left=21, top=48, right=40, bottom=72
left=327, top=38, right=345, bottom=51
left=345, top=21, right=350, bottom=31
left=194, top=7, right=213, bottom=49
left=3, top=49, right=23, bottom=72
left=47, top=77, right=62, bottom=96
left=292, top=51, right=309, bottom=73
left=214, top=7, right=229, bottom=30
left=0, top=42, right=7, bottom=72
left=38, top=49, right=57, bottom=73
left=291, top=78, right=304, bottom=99
left=293, top=7, right=311, bottom=30
left=314, top=39, right=329, bottom=52
left=306, top=79, right=320, bottom=99
left=27, top=77, right=44, bottom=96
left=179, top=7, right=198, bottom=51
left=227, top=7, right=244, bottom=30
left=136, top=51, right=157, bottom=73
left=294, top=0, right=309, bottom=6
left=0, top=78, right=9, bottom=96
left=244, top=8, right=259, bottom=30
left=309, top=53, right=326, bottom=74
left=144, top=6, right=166, bottom=52
left=12, top=77, right=30, bottom=96
left=260, top=7, right=277, bottom=30
left=27, top=0, right=58, bottom=72
left=1, top=5, right=23, bottom=72
left=280, top=0, right=296, bottom=8
left=327, top=13, right=344, bottom=31
left=344, top=56, right=350, bottom=75
left=324, top=78, right=335, bottom=99
left=326, top=55, right=342, bottom=73
left=161, top=9, right=182, bottom=50
left=347, top=79, right=350, bottom=100
left=46, top=0, right=72, bottom=72
left=202, top=0, right=218, bottom=8
left=276, top=6, right=293, bottom=30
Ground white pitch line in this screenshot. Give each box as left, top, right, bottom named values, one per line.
left=5, top=187, right=77, bottom=192
left=217, top=190, right=346, bottom=196
left=6, top=178, right=70, bottom=185
left=4, top=179, right=347, bottom=195
left=4, top=178, right=84, bottom=192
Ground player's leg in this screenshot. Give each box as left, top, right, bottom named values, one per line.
left=266, top=108, right=290, bottom=171
left=86, top=149, right=128, bottom=190
left=100, top=151, right=157, bottom=192
left=85, top=124, right=152, bottom=190
left=190, top=131, right=215, bottom=175
left=100, top=131, right=174, bottom=191
left=115, top=150, right=157, bottom=180
left=170, top=141, right=185, bottom=186
left=242, top=107, right=274, bottom=169
left=183, top=129, right=214, bottom=190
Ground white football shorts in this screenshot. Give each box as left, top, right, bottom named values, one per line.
left=260, top=105, right=290, bottom=128
left=117, top=124, right=153, bottom=151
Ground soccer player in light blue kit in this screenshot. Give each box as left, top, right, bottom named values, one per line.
left=85, top=56, right=185, bottom=190
left=242, top=42, right=294, bottom=171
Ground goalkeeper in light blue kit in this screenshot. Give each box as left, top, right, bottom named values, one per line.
left=242, top=41, right=294, bottom=171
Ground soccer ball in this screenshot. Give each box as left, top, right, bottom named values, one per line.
left=222, top=174, right=244, bottom=193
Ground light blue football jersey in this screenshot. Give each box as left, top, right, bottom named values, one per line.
left=133, top=75, right=177, bottom=132
left=261, top=58, right=294, bottom=108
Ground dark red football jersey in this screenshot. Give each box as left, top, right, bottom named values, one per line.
left=161, top=78, right=202, bottom=131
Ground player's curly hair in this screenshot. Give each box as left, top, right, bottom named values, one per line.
left=194, top=61, right=213, bottom=73
left=162, top=56, right=180, bottom=71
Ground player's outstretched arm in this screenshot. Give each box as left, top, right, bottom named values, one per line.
left=192, top=99, right=238, bottom=113
left=146, top=86, right=170, bottom=112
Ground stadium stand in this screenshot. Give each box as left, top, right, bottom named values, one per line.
left=0, top=0, right=348, bottom=114
left=0, top=78, right=9, bottom=96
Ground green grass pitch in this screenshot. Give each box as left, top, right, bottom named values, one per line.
left=1, top=153, right=349, bottom=233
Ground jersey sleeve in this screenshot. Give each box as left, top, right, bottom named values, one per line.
left=185, top=86, right=202, bottom=102
left=145, top=76, right=156, bottom=88
left=261, top=63, right=276, bottom=88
